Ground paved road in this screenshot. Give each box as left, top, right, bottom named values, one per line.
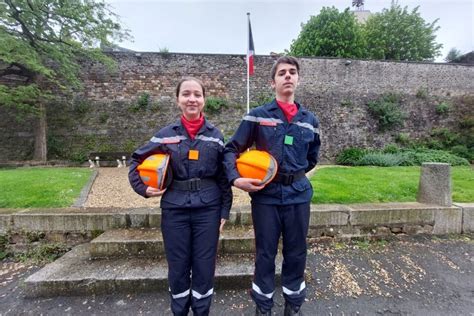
left=1, top=234, right=473, bottom=315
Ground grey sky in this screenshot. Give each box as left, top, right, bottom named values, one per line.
left=106, top=0, right=474, bottom=62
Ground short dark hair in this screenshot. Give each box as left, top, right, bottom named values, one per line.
left=175, top=77, right=206, bottom=98
left=270, top=56, right=300, bottom=80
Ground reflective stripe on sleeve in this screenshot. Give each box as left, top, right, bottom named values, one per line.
left=195, top=135, right=224, bottom=147
left=192, top=288, right=214, bottom=299
left=282, top=281, right=306, bottom=296
left=295, top=122, right=319, bottom=134
left=150, top=135, right=187, bottom=144
left=252, top=282, right=274, bottom=299
left=243, top=115, right=284, bottom=125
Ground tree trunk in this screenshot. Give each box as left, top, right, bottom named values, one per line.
left=33, top=102, right=47, bottom=161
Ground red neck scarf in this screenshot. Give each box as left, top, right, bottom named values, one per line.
left=276, top=100, right=298, bottom=123
left=181, top=114, right=205, bottom=140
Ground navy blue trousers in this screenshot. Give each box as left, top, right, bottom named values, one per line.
left=161, top=205, right=220, bottom=316
left=250, top=202, right=310, bottom=312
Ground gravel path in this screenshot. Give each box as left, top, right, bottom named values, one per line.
left=84, top=168, right=250, bottom=208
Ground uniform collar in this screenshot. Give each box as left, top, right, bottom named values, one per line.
left=266, top=99, right=306, bottom=122
left=172, top=117, right=214, bottom=136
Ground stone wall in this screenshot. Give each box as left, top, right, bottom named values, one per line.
left=1, top=52, right=473, bottom=162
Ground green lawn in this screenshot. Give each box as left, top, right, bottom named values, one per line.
left=310, top=166, right=474, bottom=204
left=0, top=166, right=472, bottom=208
left=0, top=168, right=93, bottom=208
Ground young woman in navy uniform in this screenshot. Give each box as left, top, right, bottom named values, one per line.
left=223, top=57, right=321, bottom=316
left=129, top=77, right=232, bottom=316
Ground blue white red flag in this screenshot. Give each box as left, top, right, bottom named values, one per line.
left=247, top=16, right=255, bottom=75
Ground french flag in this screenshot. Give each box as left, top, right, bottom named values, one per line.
left=247, top=15, right=255, bottom=76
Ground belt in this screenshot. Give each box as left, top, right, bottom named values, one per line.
left=272, top=170, right=306, bottom=185
left=170, top=178, right=215, bottom=191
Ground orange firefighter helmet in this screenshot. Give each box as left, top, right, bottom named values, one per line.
left=236, top=150, right=278, bottom=186
left=137, top=154, right=172, bottom=190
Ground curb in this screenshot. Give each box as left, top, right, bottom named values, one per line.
left=72, top=170, right=98, bottom=207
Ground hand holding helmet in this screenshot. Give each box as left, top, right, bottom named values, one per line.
left=234, top=150, right=278, bottom=192
left=137, top=153, right=172, bottom=196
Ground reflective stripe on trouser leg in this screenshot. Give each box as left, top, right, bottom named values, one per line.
left=190, top=205, right=220, bottom=316
left=161, top=208, right=192, bottom=316
left=281, top=202, right=310, bottom=308
left=192, top=288, right=214, bottom=300
left=252, top=282, right=274, bottom=299
left=250, top=202, right=281, bottom=312
left=171, top=288, right=191, bottom=299
left=282, top=281, right=306, bottom=298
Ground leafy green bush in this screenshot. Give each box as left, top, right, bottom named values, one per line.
left=138, top=92, right=150, bottom=108
left=129, top=92, right=151, bottom=112
left=123, top=140, right=139, bottom=153
left=459, top=116, right=474, bottom=129
left=72, top=98, right=90, bottom=115
left=68, top=151, right=88, bottom=163
left=435, top=101, right=450, bottom=114
left=382, top=143, right=400, bottom=154
left=395, top=132, right=413, bottom=146
left=358, top=153, right=406, bottom=167
left=337, top=147, right=469, bottom=167
left=250, top=93, right=274, bottom=109
left=429, top=128, right=459, bottom=148
left=450, top=145, right=472, bottom=161
left=396, top=149, right=468, bottom=166
left=205, top=97, right=228, bottom=114
left=367, top=93, right=406, bottom=131
left=47, top=135, right=66, bottom=159
left=416, top=88, right=428, bottom=99
left=336, top=147, right=367, bottom=165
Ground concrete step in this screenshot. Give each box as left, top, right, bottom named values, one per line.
left=5, top=203, right=463, bottom=239
left=89, top=227, right=256, bottom=259
left=24, top=243, right=282, bottom=297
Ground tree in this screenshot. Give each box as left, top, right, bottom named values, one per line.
left=0, top=0, right=129, bottom=161
left=444, top=47, right=462, bottom=62
left=352, top=0, right=364, bottom=9
left=363, top=3, right=442, bottom=61
left=288, top=7, right=366, bottom=58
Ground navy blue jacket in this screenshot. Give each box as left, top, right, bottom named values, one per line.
left=129, top=118, right=232, bottom=219
left=223, top=99, right=320, bottom=205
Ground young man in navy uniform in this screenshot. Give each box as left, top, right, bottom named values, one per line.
left=224, top=56, right=320, bottom=316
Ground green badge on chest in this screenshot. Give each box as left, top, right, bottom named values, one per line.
left=284, top=135, right=294, bottom=145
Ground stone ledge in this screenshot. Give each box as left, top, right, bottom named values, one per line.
left=24, top=243, right=281, bottom=297
left=348, top=203, right=438, bottom=226
left=89, top=227, right=256, bottom=258
left=0, top=202, right=470, bottom=238
left=454, top=203, right=474, bottom=233
left=0, top=214, right=12, bottom=234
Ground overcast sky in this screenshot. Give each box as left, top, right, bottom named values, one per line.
left=105, top=0, right=474, bottom=62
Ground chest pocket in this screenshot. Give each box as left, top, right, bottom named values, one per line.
left=204, top=141, right=221, bottom=167
left=166, top=143, right=187, bottom=177
left=257, top=123, right=284, bottom=152
left=295, top=122, right=315, bottom=144
left=164, top=143, right=181, bottom=162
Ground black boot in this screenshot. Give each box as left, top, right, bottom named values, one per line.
left=255, top=305, right=272, bottom=316
left=284, top=302, right=303, bottom=316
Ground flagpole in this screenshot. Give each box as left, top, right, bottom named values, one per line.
left=246, top=12, right=250, bottom=114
